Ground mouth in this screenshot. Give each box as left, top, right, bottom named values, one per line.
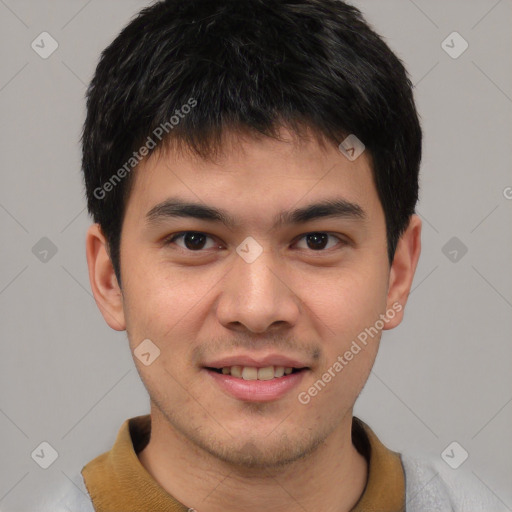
left=205, top=365, right=308, bottom=380
left=202, top=363, right=310, bottom=402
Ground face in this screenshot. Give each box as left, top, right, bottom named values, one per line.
left=93, top=126, right=410, bottom=469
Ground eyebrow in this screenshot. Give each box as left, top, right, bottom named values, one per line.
left=145, top=196, right=367, bottom=230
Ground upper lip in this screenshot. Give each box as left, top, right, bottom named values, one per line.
left=203, top=354, right=310, bottom=369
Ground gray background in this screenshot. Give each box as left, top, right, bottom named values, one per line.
left=0, top=0, right=511, bottom=510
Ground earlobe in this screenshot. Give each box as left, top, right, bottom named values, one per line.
left=383, top=214, right=422, bottom=330
left=85, top=223, right=126, bottom=331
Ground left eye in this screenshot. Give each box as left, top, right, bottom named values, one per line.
left=163, top=231, right=344, bottom=252
left=294, top=232, right=343, bottom=251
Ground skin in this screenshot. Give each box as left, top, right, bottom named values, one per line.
left=86, top=126, right=421, bottom=512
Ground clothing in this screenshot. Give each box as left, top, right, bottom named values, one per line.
left=37, top=414, right=506, bottom=512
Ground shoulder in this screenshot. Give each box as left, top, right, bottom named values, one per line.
left=401, top=451, right=507, bottom=512
left=35, top=471, right=94, bottom=512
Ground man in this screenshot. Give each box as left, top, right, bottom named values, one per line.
left=44, top=0, right=504, bottom=510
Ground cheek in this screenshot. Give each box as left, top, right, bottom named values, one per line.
left=301, top=267, right=388, bottom=341
left=123, top=262, right=221, bottom=369
left=122, top=248, right=203, bottom=325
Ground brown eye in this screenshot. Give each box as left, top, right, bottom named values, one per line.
left=165, top=232, right=217, bottom=251
left=295, top=232, right=344, bottom=251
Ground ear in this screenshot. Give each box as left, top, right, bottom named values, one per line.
left=383, top=214, right=422, bottom=330
left=85, top=223, right=126, bottom=331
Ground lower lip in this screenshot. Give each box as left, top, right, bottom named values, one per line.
left=204, top=368, right=308, bottom=402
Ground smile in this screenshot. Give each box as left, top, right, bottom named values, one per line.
left=203, top=366, right=309, bottom=402
left=207, top=365, right=305, bottom=380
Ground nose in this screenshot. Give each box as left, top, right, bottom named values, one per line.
left=215, top=248, right=301, bottom=334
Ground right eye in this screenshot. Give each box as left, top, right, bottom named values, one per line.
left=163, top=231, right=220, bottom=251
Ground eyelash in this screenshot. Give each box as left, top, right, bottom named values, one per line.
left=162, top=231, right=347, bottom=253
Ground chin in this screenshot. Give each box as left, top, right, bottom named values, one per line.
left=197, top=430, right=325, bottom=470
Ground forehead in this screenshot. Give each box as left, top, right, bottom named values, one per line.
left=125, top=126, right=382, bottom=229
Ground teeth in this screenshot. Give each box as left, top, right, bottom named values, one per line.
left=242, top=367, right=258, bottom=380
left=215, top=365, right=298, bottom=379
left=231, top=366, right=242, bottom=378
left=257, top=366, right=275, bottom=380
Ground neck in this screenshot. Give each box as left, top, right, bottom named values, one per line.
left=138, top=405, right=368, bottom=512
